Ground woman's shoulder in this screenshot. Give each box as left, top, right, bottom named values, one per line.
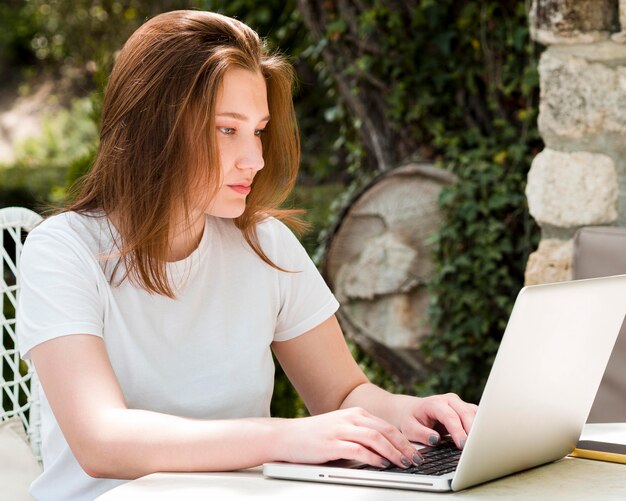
left=27, top=211, right=115, bottom=255
left=255, top=215, right=297, bottom=240
left=30, top=210, right=97, bottom=235
left=27, top=211, right=75, bottom=240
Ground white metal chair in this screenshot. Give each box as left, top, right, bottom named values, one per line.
left=1, top=206, right=43, bottom=461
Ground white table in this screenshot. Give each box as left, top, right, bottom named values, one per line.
left=97, top=424, right=626, bottom=501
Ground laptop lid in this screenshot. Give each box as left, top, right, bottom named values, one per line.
left=452, top=274, right=626, bottom=490
left=264, top=275, right=626, bottom=491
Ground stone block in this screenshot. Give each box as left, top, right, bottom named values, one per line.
left=337, top=233, right=418, bottom=301
left=546, top=41, right=626, bottom=63
left=524, top=238, right=573, bottom=286
left=538, top=49, right=626, bottom=140
left=530, top=0, right=619, bottom=45
left=344, top=289, right=430, bottom=349
left=526, top=149, right=618, bottom=228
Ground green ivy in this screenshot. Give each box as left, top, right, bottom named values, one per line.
left=298, top=0, right=542, bottom=402
left=423, top=154, right=539, bottom=403
left=420, top=3, right=542, bottom=403
left=0, top=1, right=39, bottom=71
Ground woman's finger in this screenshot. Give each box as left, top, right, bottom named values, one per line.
left=448, top=398, right=478, bottom=434
left=405, top=405, right=465, bottom=447
left=339, top=408, right=423, bottom=465
left=400, top=394, right=476, bottom=449
left=337, top=421, right=422, bottom=468
left=333, top=440, right=390, bottom=468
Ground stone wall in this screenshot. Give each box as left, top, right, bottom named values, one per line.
left=525, top=0, right=626, bottom=285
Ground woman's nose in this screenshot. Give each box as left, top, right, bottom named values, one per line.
left=237, top=138, right=265, bottom=172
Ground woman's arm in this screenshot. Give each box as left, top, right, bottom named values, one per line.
left=30, top=327, right=421, bottom=479
left=30, top=334, right=285, bottom=478
left=272, top=315, right=477, bottom=449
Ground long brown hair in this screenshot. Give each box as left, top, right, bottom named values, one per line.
left=68, top=10, right=303, bottom=298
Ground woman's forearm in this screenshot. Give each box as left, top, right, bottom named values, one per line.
left=81, top=409, right=289, bottom=479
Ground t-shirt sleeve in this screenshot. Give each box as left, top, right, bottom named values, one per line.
left=16, top=222, right=104, bottom=359
left=268, top=220, right=340, bottom=342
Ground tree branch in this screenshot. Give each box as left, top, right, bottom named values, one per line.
left=297, top=0, right=396, bottom=171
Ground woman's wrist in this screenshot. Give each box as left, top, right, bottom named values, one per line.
left=263, top=417, right=295, bottom=463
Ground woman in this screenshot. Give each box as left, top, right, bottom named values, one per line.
left=17, top=10, right=477, bottom=501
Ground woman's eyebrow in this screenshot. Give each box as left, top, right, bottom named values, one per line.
left=216, top=112, right=270, bottom=121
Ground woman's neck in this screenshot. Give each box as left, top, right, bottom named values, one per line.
left=167, top=212, right=206, bottom=262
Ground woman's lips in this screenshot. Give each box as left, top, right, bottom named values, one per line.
left=228, top=184, right=251, bottom=195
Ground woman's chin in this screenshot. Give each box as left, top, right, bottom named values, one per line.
left=206, top=204, right=247, bottom=219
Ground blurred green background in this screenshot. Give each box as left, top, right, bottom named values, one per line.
left=1, top=1, right=542, bottom=415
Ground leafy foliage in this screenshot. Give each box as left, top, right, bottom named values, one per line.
left=1, top=1, right=542, bottom=408
left=0, top=164, right=67, bottom=211
left=424, top=156, right=539, bottom=402
left=298, top=0, right=542, bottom=402
left=10, top=1, right=188, bottom=68
left=420, top=3, right=542, bottom=403
left=10, top=0, right=347, bottom=187
left=13, top=97, right=97, bottom=168
left=0, top=1, right=39, bottom=71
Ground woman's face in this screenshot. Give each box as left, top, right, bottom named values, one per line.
left=204, top=67, right=269, bottom=218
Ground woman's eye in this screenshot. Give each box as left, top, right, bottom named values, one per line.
left=254, top=129, right=266, bottom=137
left=218, top=127, right=235, bottom=135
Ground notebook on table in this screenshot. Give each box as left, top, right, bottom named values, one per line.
left=571, top=422, right=626, bottom=464
left=263, top=274, right=626, bottom=492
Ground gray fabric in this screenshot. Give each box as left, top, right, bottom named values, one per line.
left=572, top=226, right=626, bottom=422
left=0, top=417, right=41, bottom=500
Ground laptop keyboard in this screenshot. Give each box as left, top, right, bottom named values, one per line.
left=359, top=438, right=461, bottom=476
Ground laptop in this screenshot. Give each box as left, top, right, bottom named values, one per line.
left=263, top=274, right=626, bottom=491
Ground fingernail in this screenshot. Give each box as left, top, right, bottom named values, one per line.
left=400, top=456, right=411, bottom=468
left=428, top=434, right=440, bottom=446
left=412, top=453, right=424, bottom=465
left=381, top=459, right=391, bottom=468
left=460, top=439, right=466, bottom=449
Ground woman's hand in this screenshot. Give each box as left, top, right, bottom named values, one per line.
left=273, top=318, right=477, bottom=459
left=276, top=407, right=423, bottom=469
left=395, top=393, right=478, bottom=449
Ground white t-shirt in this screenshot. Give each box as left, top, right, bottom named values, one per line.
left=16, top=211, right=339, bottom=501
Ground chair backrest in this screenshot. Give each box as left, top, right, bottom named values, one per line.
left=573, top=226, right=626, bottom=423
left=1, top=207, right=43, bottom=460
